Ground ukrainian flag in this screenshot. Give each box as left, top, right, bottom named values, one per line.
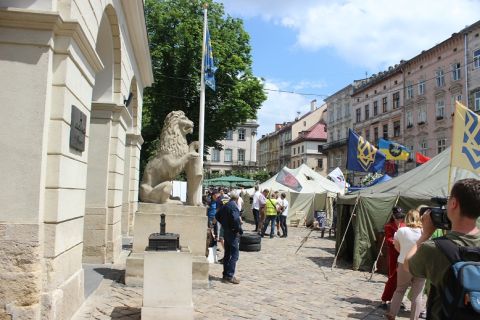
left=451, top=101, right=480, bottom=174
left=378, top=138, right=410, bottom=161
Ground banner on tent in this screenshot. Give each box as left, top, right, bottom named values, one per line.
left=276, top=169, right=302, bottom=191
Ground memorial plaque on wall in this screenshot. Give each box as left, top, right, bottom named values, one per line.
left=70, top=105, right=87, bottom=152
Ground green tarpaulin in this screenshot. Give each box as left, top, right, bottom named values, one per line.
left=203, top=175, right=256, bottom=188
left=336, top=147, right=480, bottom=271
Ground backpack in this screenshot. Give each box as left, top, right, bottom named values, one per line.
left=432, top=237, right=480, bottom=320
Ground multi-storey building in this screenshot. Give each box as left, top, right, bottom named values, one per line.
left=323, top=85, right=353, bottom=173
left=289, top=122, right=328, bottom=175
left=352, top=64, right=405, bottom=177
left=403, top=31, right=465, bottom=171
left=465, top=21, right=480, bottom=113
left=204, top=120, right=259, bottom=175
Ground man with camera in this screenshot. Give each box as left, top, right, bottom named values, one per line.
left=404, top=178, right=480, bottom=320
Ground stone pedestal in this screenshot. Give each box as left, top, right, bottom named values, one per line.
left=141, top=249, right=193, bottom=320
left=126, top=203, right=209, bottom=288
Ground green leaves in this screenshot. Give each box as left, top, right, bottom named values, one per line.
left=142, top=0, right=266, bottom=165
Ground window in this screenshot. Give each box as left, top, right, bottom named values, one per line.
left=301, top=145, right=304, bottom=153
left=356, top=108, right=361, bottom=123
left=407, top=83, right=414, bottom=99
left=475, top=91, right=480, bottom=112
left=406, top=111, right=413, bottom=128
left=418, top=106, right=427, bottom=124
left=330, top=154, right=334, bottom=168
left=436, top=100, right=445, bottom=119
left=337, top=129, right=341, bottom=140
left=212, top=149, right=220, bottom=162
left=418, top=80, right=426, bottom=95
left=344, top=103, right=350, bottom=117
left=238, top=149, right=245, bottom=161
left=373, top=127, right=379, bottom=145
left=303, top=121, right=306, bottom=127
left=408, top=145, right=414, bottom=161
left=452, top=63, right=461, bottom=81
left=336, top=153, right=342, bottom=167
left=238, top=129, right=245, bottom=140
left=336, top=107, right=342, bottom=120
left=224, top=149, right=232, bottom=162
left=474, top=49, right=480, bottom=69
left=317, top=145, right=322, bottom=153
left=383, top=124, right=388, bottom=139
left=382, top=97, right=388, bottom=112
left=373, top=101, right=378, bottom=116
left=393, top=121, right=401, bottom=137
left=436, top=69, right=445, bottom=87
left=392, top=92, right=400, bottom=109
left=225, top=130, right=233, bottom=140
left=437, top=138, right=446, bottom=154
left=365, top=129, right=370, bottom=142
left=318, top=158, right=323, bottom=169
left=364, top=104, right=370, bottom=120
left=329, top=109, right=334, bottom=123
left=420, top=140, right=428, bottom=155
left=293, top=147, right=296, bottom=155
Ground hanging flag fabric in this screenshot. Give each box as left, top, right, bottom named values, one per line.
left=378, top=138, right=411, bottom=161
left=204, top=26, right=216, bottom=91
left=327, top=167, right=346, bottom=192
left=275, top=168, right=302, bottom=192
left=415, top=152, right=431, bottom=164
left=347, top=129, right=386, bottom=172
left=451, top=101, right=480, bottom=174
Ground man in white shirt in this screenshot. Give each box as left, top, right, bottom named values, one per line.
left=279, top=193, right=289, bottom=238
left=252, top=186, right=261, bottom=231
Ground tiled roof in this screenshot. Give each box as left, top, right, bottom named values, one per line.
left=304, top=122, right=327, bottom=140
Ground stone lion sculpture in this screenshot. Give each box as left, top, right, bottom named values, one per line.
left=140, top=110, right=203, bottom=206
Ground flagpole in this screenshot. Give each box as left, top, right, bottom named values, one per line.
left=447, top=102, right=457, bottom=193
left=198, top=4, right=207, bottom=204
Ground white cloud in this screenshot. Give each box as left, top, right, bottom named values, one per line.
left=256, top=80, right=323, bottom=137
left=221, top=0, right=480, bottom=70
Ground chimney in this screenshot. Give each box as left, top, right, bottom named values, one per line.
left=310, top=99, right=317, bottom=111
left=275, top=124, right=283, bottom=131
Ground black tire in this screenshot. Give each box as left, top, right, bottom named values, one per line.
left=240, top=233, right=261, bottom=245
left=239, top=242, right=261, bottom=252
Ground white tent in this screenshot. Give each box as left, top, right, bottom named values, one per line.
left=243, top=164, right=341, bottom=225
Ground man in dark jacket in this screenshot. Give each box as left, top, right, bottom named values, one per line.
left=215, top=190, right=243, bottom=284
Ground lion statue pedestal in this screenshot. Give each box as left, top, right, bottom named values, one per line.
left=127, top=111, right=208, bottom=288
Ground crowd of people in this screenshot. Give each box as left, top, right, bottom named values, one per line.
left=203, top=186, right=290, bottom=284
left=380, top=178, right=480, bottom=320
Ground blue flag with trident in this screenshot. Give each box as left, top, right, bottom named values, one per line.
left=347, top=129, right=386, bottom=172
left=204, top=26, right=216, bottom=91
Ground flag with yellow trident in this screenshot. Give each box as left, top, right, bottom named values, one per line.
left=451, top=101, right=480, bottom=174
left=347, top=129, right=386, bottom=172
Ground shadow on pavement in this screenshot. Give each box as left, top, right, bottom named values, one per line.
left=306, top=256, right=353, bottom=270
left=93, top=268, right=125, bottom=284
left=111, top=306, right=140, bottom=319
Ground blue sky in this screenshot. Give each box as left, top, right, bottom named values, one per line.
left=218, top=0, right=480, bottom=137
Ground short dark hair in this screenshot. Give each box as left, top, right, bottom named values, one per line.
left=392, top=206, right=405, bottom=219
left=450, top=178, right=480, bottom=219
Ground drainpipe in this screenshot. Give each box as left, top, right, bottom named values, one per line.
left=465, top=33, right=469, bottom=108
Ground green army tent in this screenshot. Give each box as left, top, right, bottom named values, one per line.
left=242, top=164, right=341, bottom=225
left=335, top=147, right=480, bottom=271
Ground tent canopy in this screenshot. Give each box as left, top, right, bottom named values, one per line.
left=336, top=147, right=480, bottom=271
left=203, top=175, right=255, bottom=188
left=243, top=164, right=341, bottom=225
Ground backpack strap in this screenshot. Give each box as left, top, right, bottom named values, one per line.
left=433, top=236, right=462, bottom=264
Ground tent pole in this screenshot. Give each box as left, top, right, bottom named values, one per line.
left=331, top=194, right=360, bottom=270
left=368, top=194, right=400, bottom=281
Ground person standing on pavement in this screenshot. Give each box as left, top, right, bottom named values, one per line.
left=380, top=207, right=406, bottom=309
left=279, top=193, right=289, bottom=238
left=261, top=191, right=278, bottom=238
left=258, top=189, right=268, bottom=232
left=386, top=209, right=425, bottom=320
left=215, top=190, right=243, bottom=284
left=252, top=186, right=261, bottom=231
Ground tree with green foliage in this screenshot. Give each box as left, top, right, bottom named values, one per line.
left=142, top=0, right=266, bottom=172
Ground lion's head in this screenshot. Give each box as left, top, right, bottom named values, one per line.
left=158, top=110, right=193, bottom=156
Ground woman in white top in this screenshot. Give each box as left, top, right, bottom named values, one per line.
left=386, top=209, right=425, bottom=320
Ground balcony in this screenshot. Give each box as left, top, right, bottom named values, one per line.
left=321, top=138, right=348, bottom=151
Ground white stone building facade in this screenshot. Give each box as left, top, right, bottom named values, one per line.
left=0, top=1, right=153, bottom=319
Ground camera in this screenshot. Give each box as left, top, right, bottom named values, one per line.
left=419, top=197, right=451, bottom=230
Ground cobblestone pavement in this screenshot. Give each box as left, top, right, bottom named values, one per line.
left=73, top=223, right=419, bottom=319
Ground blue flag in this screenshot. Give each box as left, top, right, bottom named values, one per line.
left=347, top=129, right=386, bottom=172
left=204, top=26, right=216, bottom=91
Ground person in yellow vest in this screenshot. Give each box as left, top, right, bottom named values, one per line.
left=261, top=191, right=278, bottom=238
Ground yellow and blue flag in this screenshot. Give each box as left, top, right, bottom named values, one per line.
left=451, top=101, right=480, bottom=174
left=204, top=26, right=216, bottom=91
left=378, top=138, right=410, bottom=161
left=347, top=129, right=386, bottom=172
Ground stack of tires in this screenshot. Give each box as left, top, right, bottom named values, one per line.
left=239, top=232, right=261, bottom=252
